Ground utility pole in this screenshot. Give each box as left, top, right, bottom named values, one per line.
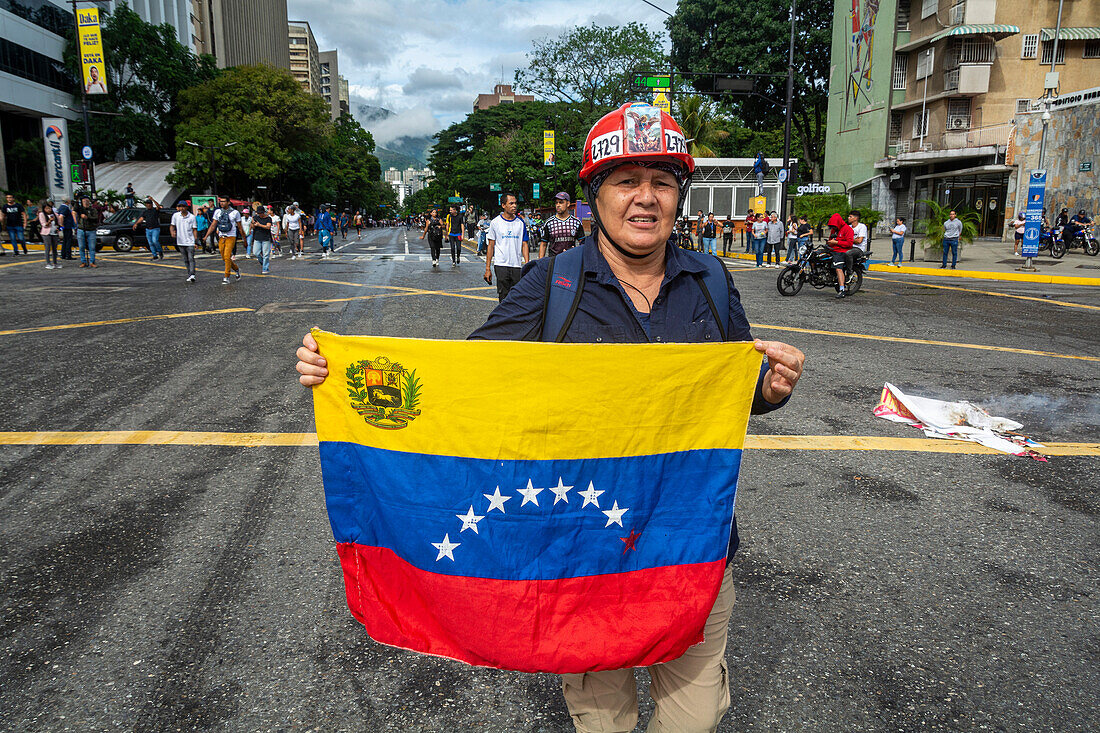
left=70, top=0, right=96, bottom=194
left=779, top=0, right=797, bottom=221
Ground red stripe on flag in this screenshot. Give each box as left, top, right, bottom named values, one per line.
left=335, top=543, right=726, bottom=673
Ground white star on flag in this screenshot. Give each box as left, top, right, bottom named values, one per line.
left=456, top=506, right=484, bottom=534
left=579, top=481, right=604, bottom=508
left=602, top=500, right=628, bottom=528
left=483, top=486, right=511, bottom=513
left=517, top=479, right=544, bottom=507
left=432, top=533, right=460, bottom=561
left=549, top=477, right=573, bottom=505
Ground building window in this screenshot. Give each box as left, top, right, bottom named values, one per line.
left=949, top=1, right=965, bottom=26
left=1040, top=40, right=1066, bottom=65
left=915, top=47, right=935, bottom=80
left=896, top=0, right=911, bottom=30
left=889, top=111, right=904, bottom=144
left=1085, top=39, right=1100, bottom=59
left=912, top=109, right=929, bottom=138
left=1021, top=34, right=1039, bottom=59
left=947, top=98, right=971, bottom=130
left=921, top=0, right=937, bottom=20
left=1015, top=98, right=1035, bottom=115
left=0, top=37, right=74, bottom=93
left=892, top=53, right=908, bottom=89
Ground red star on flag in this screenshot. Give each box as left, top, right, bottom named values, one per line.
left=620, top=529, right=642, bottom=554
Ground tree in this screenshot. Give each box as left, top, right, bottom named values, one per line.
left=63, top=4, right=217, bottom=161
left=915, top=199, right=979, bottom=249
left=403, top=180, right=448, bottom=217
left=673, top=95, right=729, bottom=157
left=514, top=23, right=668, bottom=113
left=668, top=0, right=830, bottom=181
left=170, top=65, right=330, bottom=196
left=284, top=113, right=383, bottom=210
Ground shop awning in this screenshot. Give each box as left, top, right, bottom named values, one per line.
left=1040, top=27, right=1100, bottom=41
left=931, top=24, right=1020, bottom=42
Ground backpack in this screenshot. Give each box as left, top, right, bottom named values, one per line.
left=538, top=245, right=730, bottom=342
left=760, top=158, right=771, bottom=175
left=427, top=217, right=443, bottom=238
left=216, top=209, right=236, bottom=235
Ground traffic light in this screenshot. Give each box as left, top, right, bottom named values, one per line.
left=632, top=75, right=671, bottom=89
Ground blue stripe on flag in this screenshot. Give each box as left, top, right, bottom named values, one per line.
left=320, top=442, right=741, bottom=581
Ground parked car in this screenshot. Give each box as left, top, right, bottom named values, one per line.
left=94, top=207, right=177, bottom=252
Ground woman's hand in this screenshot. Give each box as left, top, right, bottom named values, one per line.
left=296, top=331, right=328, bottom=386
left=754, top=340, right=804, bottom=404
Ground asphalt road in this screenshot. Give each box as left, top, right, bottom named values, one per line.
left=1, top=228, right=1097, bottom=732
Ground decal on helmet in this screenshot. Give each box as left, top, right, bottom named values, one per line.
left=664, top=130, right=686, bottom=155
left=591, top=130, right=623, bottom=164
left=624, top=105, right=663, bottom=154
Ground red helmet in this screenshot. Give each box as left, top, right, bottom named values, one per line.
left=579, top=102, right=695, bottom=184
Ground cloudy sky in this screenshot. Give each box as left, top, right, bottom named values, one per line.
left=286, top=0, right=670, bottom=146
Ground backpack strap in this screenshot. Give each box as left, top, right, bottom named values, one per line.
left=689, top=253, right=730, bottom=342
left=538, top=246, right=586, bottom=342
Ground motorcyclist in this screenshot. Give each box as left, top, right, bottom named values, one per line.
left=826, top=212, right=855, bottom=299
left=1068, top=210, right=1093, bottom=242
left=1054, top=208, right=1070, bottom=239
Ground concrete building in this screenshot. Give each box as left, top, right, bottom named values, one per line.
left=823, top=0, right=1100, bottom=238
left=101, top=0, right=192, bottom=51
left=687, top=158, right=791, bottom=218
left=384, top=166, right=433, bottom=206
left=192, top=0, right=290, bottom=70
left=473, top=84, right=534, bottom=112
left=288, top=21, right=320, bottom=96
left=318, top=50, right=349, bottom=120
left=0, top=0, right=79, bottom=191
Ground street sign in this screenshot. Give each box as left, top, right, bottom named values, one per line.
left=81, top=145, right=93, bottom=160
left=632, top=75, right=671, bottom=89
left=789, top=181, right=845, bottom=196
left=1081, top=161, right=1093, bottom=172
left=447, top=196, right=462, bottom=203
left=533, top=183, right=540, bottom=200
left=777, top=168, right=788, bottom=183
left=1022, top=169, right=1046, bottom=259
left=652, top=89, right=670, bottom=114
left=490, top=183, right=501, bottom=192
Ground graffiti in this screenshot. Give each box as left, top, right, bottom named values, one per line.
left=844, top=0, right=880, bottom=122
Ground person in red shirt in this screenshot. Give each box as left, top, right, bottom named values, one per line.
left=826, top=212, right=855, bottom=299
left=743, top=212, right=756, bottom=252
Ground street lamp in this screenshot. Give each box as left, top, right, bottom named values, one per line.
left=184, top=140, right=238, bottom=199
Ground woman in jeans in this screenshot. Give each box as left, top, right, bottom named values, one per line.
left=889, top=217, right=907, bottom=267
left=38, top=201, right=61, bottom=269
left=785, top=215, right=799, bottom=261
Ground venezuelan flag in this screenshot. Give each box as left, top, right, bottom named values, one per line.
left=312, top=330, right=762, bottom=673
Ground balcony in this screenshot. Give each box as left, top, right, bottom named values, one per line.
left=891, top=122, right=1013, bottom=164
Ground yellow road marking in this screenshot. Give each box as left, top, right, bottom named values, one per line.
left=1, top=430, right=1096, bottom=455
left=752, top=322, right=1099, bottom=362
left=866, top=275, right=1100, bottom=311
left=0, top=258, right=39, bottom=269
left=0, top=308, right=254, bottom=336
left=114, top=256, right=412, bottom=290
left=867, top=262, right=1100, bottom=287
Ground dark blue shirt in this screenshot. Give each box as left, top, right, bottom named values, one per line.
left=470, top=237, right=790, bottom=559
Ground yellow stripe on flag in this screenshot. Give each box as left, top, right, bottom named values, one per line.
left=311, top=331, right=762, bottom=461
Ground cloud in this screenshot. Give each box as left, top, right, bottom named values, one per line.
left=358, top=105, right=442, bottom=147
left=403, top=67, right=465, bottom=95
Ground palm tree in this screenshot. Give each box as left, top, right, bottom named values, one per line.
left=672, top=95, right=729, bottom=158
left=915, top=199, right=980, bottom=251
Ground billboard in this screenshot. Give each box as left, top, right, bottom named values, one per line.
left=42, top=118, right=72, bottom=201
left=1022, top=169, right=1046, bottom=259
left=77, top=7, right=108, bottom=95
left=543, top=130, right=555, bottom=166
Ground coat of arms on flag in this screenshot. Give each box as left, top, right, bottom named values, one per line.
left=312, top=330, right=762, bottom=674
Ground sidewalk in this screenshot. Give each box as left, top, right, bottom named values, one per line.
left=720, top=237, right=1100, bottom=287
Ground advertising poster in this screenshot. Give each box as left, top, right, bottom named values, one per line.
left=1021, top=169, right=1045, bottom=259
left=77, top=7, right=108, bottom=95
left=543, top=130, right=555, bottom=166
left=42, top=118, right=72, bottom=201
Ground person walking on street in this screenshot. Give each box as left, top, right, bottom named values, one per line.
left=339, top=210, right=350, bottom=240
left=195, top=205, right=211, bottom=253
left=476, top=212, right=491, bottom=256
left=205, top=196, right=244, bottom=284
left=240, top=208, right=253, bottom=258
left=445, top=204, right=464, bottom=266
left=2, top=193, right=28, bottom=255
left=251, top=204, right=274, bottom=274
left=765, top=212, right=784, bottom=267
left=170, top=200, right=199, bottom=283
left=941, top=210, right=962, bottom=269
left=785, top=215, right=799, bottom=262
left=890, top=217, right=907, bottom=266
left=701, top=212, right=718, bottom=256
left=38, top=201, right=61, bottom=269
left=270, top=206, right=283, bottom=257
left=751, top=213, right=768, bottom=267
left=484, top=192, right=528, bottom=301
left=316, top=204, right=335, bottom=258
left=421, top=208, right=444, bottom=266
left=75, top=195, right=102, bottom=268
left=284, top=204, right=302, bottom=258
left=722, top=217, right=733, bottom=256
left=57, top=198, right=76, bottom=260
left=133, top=197, right=163, bottom=260
left=537, top=192, right=585, bottom=259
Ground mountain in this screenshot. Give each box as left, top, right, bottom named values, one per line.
left=353, top=103, right=435, bottom=169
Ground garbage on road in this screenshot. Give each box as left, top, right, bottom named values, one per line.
left=874, top=383, right=1047, bottom=460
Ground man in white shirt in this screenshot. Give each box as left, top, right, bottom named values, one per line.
left=484, top=193, right=529, bottom=302
left=284, top=204, right=302, bottom=258
left=204, top=196, right=244, bottom=284
left=850, top=211, right=869, bottom=252
left=169, top=200, right=199, bottom=283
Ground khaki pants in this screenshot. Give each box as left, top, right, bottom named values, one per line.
left=218, top=236, right=239, bottom=277
left=561, top=565, right=734, bottom=733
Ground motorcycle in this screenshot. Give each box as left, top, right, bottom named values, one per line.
left=777, top=244, right=868, bottom=296
left=1049, top=223, right=1099, bottom=258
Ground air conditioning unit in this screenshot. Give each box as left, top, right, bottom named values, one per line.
left=949, top=117, right=968, bottom=129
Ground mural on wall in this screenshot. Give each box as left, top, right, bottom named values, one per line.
left=844, top=0, right=880, bottom=124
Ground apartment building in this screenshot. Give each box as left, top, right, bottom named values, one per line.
left=473, top=84, right=533, bottom=112
left=288, top=20, right=320, bottom=96
left=824, top=0, right=1099, bottom=237
left=319, top=49, right=349, bottom=120
left=191, top=0, right=290, bottom=69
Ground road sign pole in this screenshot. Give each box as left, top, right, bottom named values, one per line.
left=780, top=0, right=796, bottom=222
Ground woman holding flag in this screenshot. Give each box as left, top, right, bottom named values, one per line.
left=297, top=102, right=804, bottom=732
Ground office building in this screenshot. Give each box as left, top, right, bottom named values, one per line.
left=823, top=0, right=1099, bottom=237
left=319, top=49, right=349, bottom=120
left=192, top=0, right=290, bottom=70
left=384, top=166, right=433, bottom=205
left=0, top=0, right=78, bottom=191
left=99, top=0, right=192, bottom=51
left=288, top=21, right=320, bottom=96
left=473, top=84, right=533, bottom=112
